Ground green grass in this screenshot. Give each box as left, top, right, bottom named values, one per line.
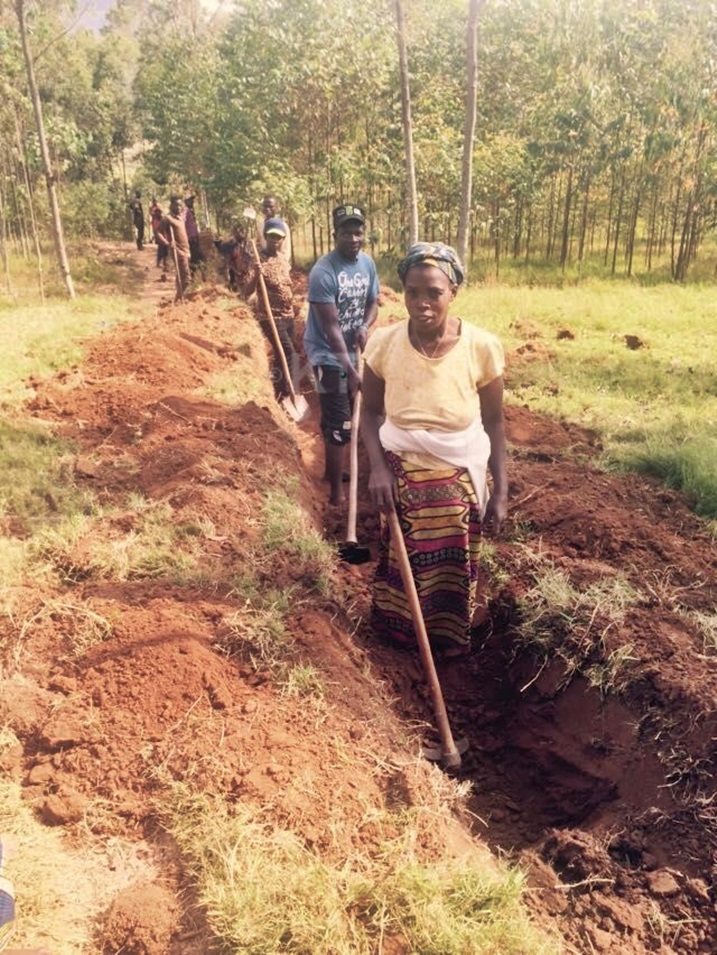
left=28, top=498, right=210, bottom=585
left=165, top=785, right=556, bottom=955
left=0, top=295, right=135, bottom=409
left=0, top=419, right=94, bottom=533
left=452, top=280, right=717, bottom=517
left=260, top=488, right=336, bottom=594
left=514, top=552, right=641, bottom=693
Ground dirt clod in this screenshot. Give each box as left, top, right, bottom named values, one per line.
left=103, top=883, right=177, bottom=955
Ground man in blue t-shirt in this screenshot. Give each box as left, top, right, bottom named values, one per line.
left=304, top=204, right=379, bottom=505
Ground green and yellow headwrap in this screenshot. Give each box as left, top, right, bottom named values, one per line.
left=397, top=242, right=465, bottom=287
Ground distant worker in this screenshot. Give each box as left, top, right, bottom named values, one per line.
left=183, top=195, right=206, bottom=277
left=149, top=198, right=162, bottom=240
left=156, top=196, right=191, bottom=300
left=150, top=199, right=167, bottom=273
left=303, top=203, right=379, bottom=505
left=129, top=190, right=145, bottom=250
left=214, top=224, right=250, bottom=293
left=244, top=217, right=298, bottom=401
left=257, top=194, right=292, bottom=264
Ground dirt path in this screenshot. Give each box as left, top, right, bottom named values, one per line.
left=2, top=242, right=717, bottom=953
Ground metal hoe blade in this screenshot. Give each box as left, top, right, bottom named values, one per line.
left=421, top=735, right=470, bottom=764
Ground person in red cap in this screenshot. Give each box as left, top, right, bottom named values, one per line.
left=244, top=217, right=298, bottom=401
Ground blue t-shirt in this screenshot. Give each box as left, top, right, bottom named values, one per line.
left=304, top=250, right=379, bottom=369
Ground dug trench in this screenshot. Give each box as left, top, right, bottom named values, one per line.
left=1, top=251, right=716, bottom=953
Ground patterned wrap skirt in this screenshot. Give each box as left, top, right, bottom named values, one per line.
left=371, top=450, right=483, bottom=651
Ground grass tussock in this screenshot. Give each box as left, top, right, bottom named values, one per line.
left=515, top=553, right=641, bottom=693
left=691, top=610, right=717, bottom=656
left=28, top=498, right=210, bottom=585
left=260, top=489, right=336, bottom=594
left=10, top=596, right=114, bottom=664
left=0, top=420, right=93, bottom=533
left=165, top=785, right=555, bottom=955
left=218, top=604, right=292, bottom=668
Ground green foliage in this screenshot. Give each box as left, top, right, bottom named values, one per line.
left=4, top=0, right=717, bottom=279
left=60, top=180, right=131, bottom=239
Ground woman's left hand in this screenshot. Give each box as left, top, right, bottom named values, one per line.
left=483, top=493, right=507, bottom=536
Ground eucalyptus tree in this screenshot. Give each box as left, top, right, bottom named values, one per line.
left=134, top=32, right=223, bottom=195
left=215, top=0, right=396, bottom=250
left=394, top=0, right=418, bottom=246
left=456, top=0, right=484, bottom=267
left=14, top=0, right=74, bottom=297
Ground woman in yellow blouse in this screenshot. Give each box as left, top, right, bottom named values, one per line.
left=361, top=243, right=507, bottom=656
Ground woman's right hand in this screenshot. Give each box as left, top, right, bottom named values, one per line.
left=368, top=462, right=398, bottom=508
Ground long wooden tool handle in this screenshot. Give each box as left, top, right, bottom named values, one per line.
left=347, top=355, right=363, bottom=544
left=249, top=239, right=297, bottom=400
left=387, top=505, right=461, bottom=767
left=169, top=223, right=184, bottom=302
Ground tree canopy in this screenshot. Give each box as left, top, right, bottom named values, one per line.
left=3, top=0, right=717, bottom=279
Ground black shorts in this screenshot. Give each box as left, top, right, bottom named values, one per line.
left=314, top=365, right=352, bottom=446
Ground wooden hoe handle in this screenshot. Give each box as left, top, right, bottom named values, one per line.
left=387, top=505, right=462, bottom=767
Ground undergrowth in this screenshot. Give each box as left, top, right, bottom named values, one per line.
left=164, top=784, right=556, bottom=955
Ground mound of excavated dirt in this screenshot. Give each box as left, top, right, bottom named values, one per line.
left=102, top=882, right=177, bottom=955
left=2, top=244, right=717, bottom=954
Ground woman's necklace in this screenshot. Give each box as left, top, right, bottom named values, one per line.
left=412, top=325, right=447, bottom=359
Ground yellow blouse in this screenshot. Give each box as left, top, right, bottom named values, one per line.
left=363, top=319, right=504, bottom=432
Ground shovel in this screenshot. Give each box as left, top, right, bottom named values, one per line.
left=248, top=239, right=310, bottom=424
left=339, top=366, right=371, bottom=564
left=387, top=504, right=467, bottom=769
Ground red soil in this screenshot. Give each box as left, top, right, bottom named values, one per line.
left=1, top=245, right=716, bottom=953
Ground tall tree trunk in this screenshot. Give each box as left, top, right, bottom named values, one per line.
left=457, top=0, right=484, bottom=267
left=394, top=0, right=419, bottom=247
left=646, top=186, right=658, bottom=270
left=9, top=174, right=30, bottom=258
left=525, top=204, right=533, bottom=263
left=626, top=180, right=642, bottom=278
left=493, top=199, right=500, bottom=277
left=611, top=167, right=626, bottom=276
left=576, top=171, right=591, bottom=284
left=15, top=112, right=44, bottom=299
left=513, top=196, right=523, bottom=259
left=577, top=171, right=591, bottom=264
left=559, top=164, right=574, bottom=271
left=670, top=147, right=687, bottom=277
left=675, top=197, right=693, bottom=282
left=15, top=0, right=74, bottom=298
left=604, top=168, right=616, bottom=266
left=0, top=178, right=12, bottom=295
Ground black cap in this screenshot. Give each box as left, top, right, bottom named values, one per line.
left=333, top=203, right=365, bottom=229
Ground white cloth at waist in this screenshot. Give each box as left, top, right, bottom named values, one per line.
left=379, top=416, right=492, bottom=516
